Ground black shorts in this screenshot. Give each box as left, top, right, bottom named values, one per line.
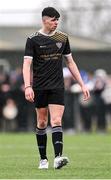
left=34, top=88, right=64, bottom=108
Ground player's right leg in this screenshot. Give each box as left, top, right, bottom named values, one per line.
left=35, top=108, right=49, bottom=169
left=34, top=90, right=49, bottom=169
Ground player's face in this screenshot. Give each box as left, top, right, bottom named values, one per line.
left=43, top=17, right=59, bottom=31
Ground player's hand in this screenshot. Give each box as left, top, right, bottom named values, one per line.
left=81, top=84, right=90, bottom=101
left=25, top=87, right=34, bottom=102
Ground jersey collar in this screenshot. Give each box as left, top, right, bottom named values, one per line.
left=38, top=29, right=56, bottom=36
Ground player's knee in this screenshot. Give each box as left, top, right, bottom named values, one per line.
left=51, top=116, right=62, bottom=127
left=37, top=119, right=47, bottom=128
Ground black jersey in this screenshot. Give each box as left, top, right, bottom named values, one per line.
left=24, top=30, right=71, bottom=90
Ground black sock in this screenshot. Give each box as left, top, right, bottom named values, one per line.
left=52, top=126, right=63, bottom=158
left=36, top=127, right=47, bottom=160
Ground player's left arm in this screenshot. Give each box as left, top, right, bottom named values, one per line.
left=65, top=54, right=90, bottom=101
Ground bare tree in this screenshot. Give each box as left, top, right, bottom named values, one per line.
left=56, top=0, right=111, bottom=43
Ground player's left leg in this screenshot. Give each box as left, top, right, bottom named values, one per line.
left=49, top=104, right=69, bottom=169
left=49, top=104, right=64, bottom=156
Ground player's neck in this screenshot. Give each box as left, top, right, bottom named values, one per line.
left=39, top=28, right=56, bottom=36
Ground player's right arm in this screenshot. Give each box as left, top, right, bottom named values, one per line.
left=23, top=37, right=34, bottom=102
left=23, top=58, right=34, bottom=102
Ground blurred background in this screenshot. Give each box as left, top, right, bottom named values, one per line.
left=0, top=0, right=111, bottom=133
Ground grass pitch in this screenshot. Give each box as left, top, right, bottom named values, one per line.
left=0, top=132, right=111, bottom=179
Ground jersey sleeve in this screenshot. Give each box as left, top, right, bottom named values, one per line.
left=24, top=38, right=34, bottom=59
left=62, top=37, right=71, bottom=57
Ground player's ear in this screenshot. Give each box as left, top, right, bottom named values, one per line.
left=42, top=16, right=48, bottom=24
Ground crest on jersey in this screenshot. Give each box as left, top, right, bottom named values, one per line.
left=56, top=42, right=62, bottom=49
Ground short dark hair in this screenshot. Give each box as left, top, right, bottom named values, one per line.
left=42, top=7, right=60, bottom=18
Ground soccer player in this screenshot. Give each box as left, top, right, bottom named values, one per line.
left=23, top=7, right=90, bottom=169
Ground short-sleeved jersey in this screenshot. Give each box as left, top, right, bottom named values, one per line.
left=24, top=30, right=71, bottom=90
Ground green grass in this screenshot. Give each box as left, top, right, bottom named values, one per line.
left=0, top=132, right=111, bottom=179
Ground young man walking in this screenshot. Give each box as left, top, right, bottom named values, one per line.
left=23, top=7, right=90, bottom=169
